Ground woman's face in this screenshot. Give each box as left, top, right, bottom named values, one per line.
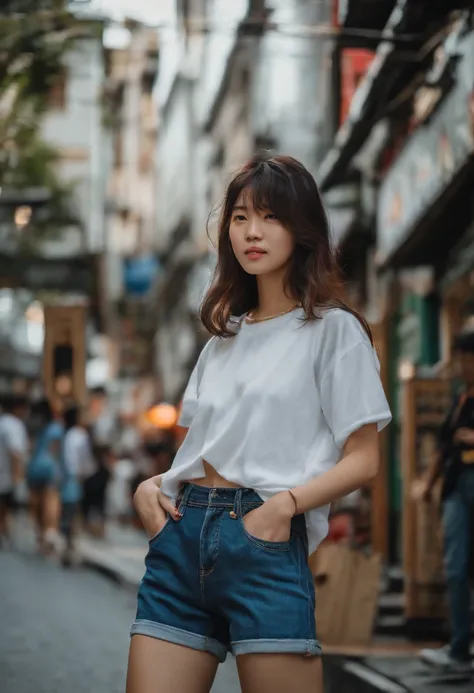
left=229, top=191, right=295, bottom=276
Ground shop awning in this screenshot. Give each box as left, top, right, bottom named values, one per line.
left=318, top=1, right=471, bottom=192
left=375, top=25, right=474, bottom=269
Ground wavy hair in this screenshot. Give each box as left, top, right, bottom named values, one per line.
left=200, top=152, right=372, bottom=341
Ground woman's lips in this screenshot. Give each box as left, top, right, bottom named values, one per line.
left=245, top=250, right=266, bottom=261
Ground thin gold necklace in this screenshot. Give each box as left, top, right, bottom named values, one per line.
left=245, top=304, right=299, bottom=324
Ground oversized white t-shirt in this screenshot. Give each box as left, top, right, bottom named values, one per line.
left=160, top=307, right=392, bottom=553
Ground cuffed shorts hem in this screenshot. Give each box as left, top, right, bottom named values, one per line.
left=130, top=619, right=228, bottom=663
left=232, top=638, right=322, bottom=657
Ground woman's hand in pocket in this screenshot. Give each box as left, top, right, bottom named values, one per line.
left=243, top=492, right=295, bottom=543
left=133, top=479, right=181, bottom=538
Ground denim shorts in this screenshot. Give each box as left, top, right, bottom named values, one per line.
left=131, top=484, right=321, bottom=662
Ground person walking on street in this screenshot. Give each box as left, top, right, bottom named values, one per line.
left=60, top=405, right=96, bottom=566
left=128, top=153, right=392, bottom=693
left=417, top=331, right=474, bottom=674
left=27, top=398, right=63, bottom=554
left=0, top=395, right=29, bottom=548
left=82, top=444, right=114, bottom=538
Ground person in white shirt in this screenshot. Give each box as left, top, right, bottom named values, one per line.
left=60, top=405, right=96, bottom=566
left=128, top=153, right=391, bottom=693
left=0, top=395, right=29, bottom=545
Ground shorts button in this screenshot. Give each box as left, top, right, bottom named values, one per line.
left=229, top=511, right=237, bottom=519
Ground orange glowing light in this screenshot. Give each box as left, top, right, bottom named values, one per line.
left=146, top=403, right=178, bottom=430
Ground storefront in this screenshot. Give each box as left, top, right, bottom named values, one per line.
left=376, top=24, right=474, bottom=264
left=375, top=26, right=474, bottom=616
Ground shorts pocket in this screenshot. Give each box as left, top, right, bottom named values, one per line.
left=148, top=515, right=172, bottom=547
left=239, top=508, right=291, bottom=553
left=147, top=496, right=187, bottom=549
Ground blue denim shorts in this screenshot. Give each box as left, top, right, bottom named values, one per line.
left=131, top=484, right=321, bottom=662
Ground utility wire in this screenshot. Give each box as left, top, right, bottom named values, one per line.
left=167, top=18, right=420, bottom=44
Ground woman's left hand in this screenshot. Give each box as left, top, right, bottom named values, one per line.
left=243, top=491, right=295, bottom=543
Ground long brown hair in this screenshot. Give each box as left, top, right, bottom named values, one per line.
left=200, top=152, right=372, bottom=342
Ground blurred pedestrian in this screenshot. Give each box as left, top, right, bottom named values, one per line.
left=129, top=442, right=154, bottom=531
left=82, top=444, right=114, bottom=538
left=128, top=154, right=391, bottom=693
left=417, top=331, right=474, bottom=674
left=27, top=398, right=63, bottom=554
left=0, top=395, right=29, bottom=548
left=89, top=386, right=116, bottom=446
left=145, top=439, right=174, bottom=477
left=60, top=404, right=96, bottom=567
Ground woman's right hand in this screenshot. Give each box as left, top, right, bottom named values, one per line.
left=133, top=479, right=181, bottom=538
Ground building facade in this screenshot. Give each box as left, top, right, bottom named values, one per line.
left=104, top=23, right=160, bottom=384
left=153, top=0, right=340, bottom=401
left=41, top=35, right=112, bottom=257
left=319, top=1, right=474, bottom=617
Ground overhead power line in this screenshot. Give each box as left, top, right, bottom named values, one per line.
left=157, top=17, right=420, bottom=45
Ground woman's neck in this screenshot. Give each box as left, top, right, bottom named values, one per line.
left=254, top=272, right=298, bottom=318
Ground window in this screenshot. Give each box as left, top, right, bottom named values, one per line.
left=48, top=69, right=68, bottom=111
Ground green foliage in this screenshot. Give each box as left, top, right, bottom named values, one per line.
left=0, top=2, right=95, bottom=245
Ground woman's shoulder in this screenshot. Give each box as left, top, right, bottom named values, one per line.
left=228, top=314, right=246, bottom=332
left=316, top=307, right=370, bottom=341
left=306, top=307, right=373, bottom=364
left=203, top=316, right=245, bottom=344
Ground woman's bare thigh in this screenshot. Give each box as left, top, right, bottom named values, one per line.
left=126, top=635, right=219, bottom=693
left=237, top=653, right=323, bottom=693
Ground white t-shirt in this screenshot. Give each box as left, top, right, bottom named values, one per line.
left=0, top=414, right=29, bottom=493
left=160, top=308, right=392, bottom=553
left=63, top=427, right=97, bottom=479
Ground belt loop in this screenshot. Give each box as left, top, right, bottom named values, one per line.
left=234, top=488, right=243, bottom=518
left=178, top=482, right=193, bottom=509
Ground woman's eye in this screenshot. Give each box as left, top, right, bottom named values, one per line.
left=234, top=214, right=246, bottom=222
left=265, top=213, right=277, bottom=220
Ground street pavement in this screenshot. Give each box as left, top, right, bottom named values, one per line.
left=0, top=523, right=241, bottom=693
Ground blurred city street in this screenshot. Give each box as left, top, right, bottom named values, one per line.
left=2, top=0, right=474, bottom=691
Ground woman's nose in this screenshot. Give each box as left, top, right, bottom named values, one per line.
left=245, top=219, right=263, bottom=240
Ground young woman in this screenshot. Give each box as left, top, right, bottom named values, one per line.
left=128, top=153, right=391, bottom=693
left=27, top=398, right=63, bottom=554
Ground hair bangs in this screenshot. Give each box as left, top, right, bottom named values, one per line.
left=226, top=162, right=294, bottom=229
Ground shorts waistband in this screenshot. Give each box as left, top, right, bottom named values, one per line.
left=178, top=483, right=262, bottom=510
left=177, top=483, right=307, bottom=538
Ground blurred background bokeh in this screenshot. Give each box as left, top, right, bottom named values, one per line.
left=1, top=1, right=474, bottom=691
